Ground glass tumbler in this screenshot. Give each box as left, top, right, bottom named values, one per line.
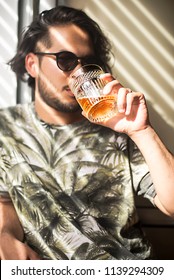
left=69, top=64, right=117, bottom=122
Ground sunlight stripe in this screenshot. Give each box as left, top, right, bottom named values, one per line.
left=0, top=37, right=15, bottom=55
left=0, top=0, right=18, bottom=21
left=131, top=0, right=174, bottom=45
left=113, top=0, right=174, bottom=66
left=114, top=62, right=174, bottom=128
left=113, top=38, right=174, bottom=109
left=86, top=6, right=174, bottom=87
left=0, top=17, right=17, bottom=42
left=86, top=5, right=173, bottom=87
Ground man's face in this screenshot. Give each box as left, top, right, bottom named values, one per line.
left=34, top=24, right=94, bottom=113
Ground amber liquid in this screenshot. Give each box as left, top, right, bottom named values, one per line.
left=77, top=95, right=117, bottom=122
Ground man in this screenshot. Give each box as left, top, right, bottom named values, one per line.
left=0, top=6, right=174, bottom=260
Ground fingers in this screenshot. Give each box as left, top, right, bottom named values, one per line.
left=26, top=246, right=41, bottom=260
left=100, top=73, right=123, bottom=94
left=117, top=88, right=133, bottom=114
left=101, top=75, right=138, bottom=115
left=99, top=73, right=115, bottom=82
left=101, top=77, right=143, bottom=115
left=82, top=73, right=145, bottom=120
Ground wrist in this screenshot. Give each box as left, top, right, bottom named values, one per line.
left=128, top=125, right=154, bottom=143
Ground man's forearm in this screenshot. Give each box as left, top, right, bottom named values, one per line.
left=130, top=126, right=174, bottom=216
left=0, top=198, right=24, bottom=242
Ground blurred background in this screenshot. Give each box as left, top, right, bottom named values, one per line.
left=0, top=0, right=174, bottom=259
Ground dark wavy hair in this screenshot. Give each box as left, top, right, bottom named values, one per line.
left=8, top=5, right=113, bottom=89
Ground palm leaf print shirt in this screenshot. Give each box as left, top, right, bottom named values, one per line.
left=0, top=103, right=156, bottom=260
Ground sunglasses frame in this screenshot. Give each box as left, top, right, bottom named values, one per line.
left=34, top=51, right=98, bottom=72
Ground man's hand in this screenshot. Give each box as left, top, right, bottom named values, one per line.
left=82, top=74, right=150, bottom=136
left=0, top=233, right=41, bottom=260
left=0, top=198, right=41, bottom=260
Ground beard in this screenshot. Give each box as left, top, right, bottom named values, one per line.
left=38, top=78, right=81, bottom=113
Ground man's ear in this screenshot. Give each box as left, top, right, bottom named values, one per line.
left=25, top=53, right=39, bottom=77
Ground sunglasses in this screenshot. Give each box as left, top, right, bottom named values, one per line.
left=34, top=51, right=99, bottom=72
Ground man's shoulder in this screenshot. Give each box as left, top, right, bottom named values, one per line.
left=0, top=102, right=32, bottom=119
left=0, top=103, right=33, bottom=134
left=0, top=102, right=30, bottom=112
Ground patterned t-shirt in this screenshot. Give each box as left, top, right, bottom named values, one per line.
left=0, top=103, right=155, bottom=260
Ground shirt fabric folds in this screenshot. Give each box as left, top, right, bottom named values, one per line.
left=0, top=103, right=155, bottom=260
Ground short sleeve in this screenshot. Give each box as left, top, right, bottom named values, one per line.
left=0, top=171, right=10, bottom=198
left=0, top=147, right=10, bottom=198
left=128, top=138, right=156, bottom=204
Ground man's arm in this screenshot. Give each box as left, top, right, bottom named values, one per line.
left=130, top=126, right=174, bottom=217
left=0, top=198, right=40, bottom=259
left=84, top=76, right=174, bottom=217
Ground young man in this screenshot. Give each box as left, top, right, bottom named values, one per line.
left=0, top=6, right=174, bottom=260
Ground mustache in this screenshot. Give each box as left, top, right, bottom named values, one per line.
left=63, top=85, right=70, bottom=91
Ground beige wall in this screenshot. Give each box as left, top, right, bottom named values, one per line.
left=64, top=0, right=174, bottom=153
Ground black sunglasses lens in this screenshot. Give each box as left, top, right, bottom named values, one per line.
left=57, top=52, right=78, bottom=71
